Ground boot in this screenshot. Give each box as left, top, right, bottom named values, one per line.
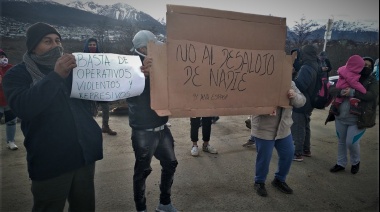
left=102, top=124, right=117, bottom=136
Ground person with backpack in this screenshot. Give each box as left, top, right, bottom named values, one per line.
left=291, top=44, right=319, bottom=162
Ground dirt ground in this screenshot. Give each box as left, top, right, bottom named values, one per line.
left=1, top=108, right=379, bottom=212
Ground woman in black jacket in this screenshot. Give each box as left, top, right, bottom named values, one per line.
left=326, top=56, right=378, bottom=174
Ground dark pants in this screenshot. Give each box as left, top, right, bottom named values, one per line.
left=31, top=163, right=96, bottom=212
left=98, top=102, right=110, bottom=126
left=131, top=126, right=178, bottom=211
left=190, top=117, right=212, bottom=142
left=291, top=111, right=311, bottom=155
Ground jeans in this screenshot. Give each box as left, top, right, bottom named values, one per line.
left=334, top=120, right=365, bottom=167
left=0, top=105, right=17, bottom=143
left=31, top=163, right=96, bottom=212
left=131, top=126, right=178, bottom=211
left=291, top=111, right=311, bottom=155
left=254, top=134, right=294, bottom=183
left=190, top=117, right=212, bottom=142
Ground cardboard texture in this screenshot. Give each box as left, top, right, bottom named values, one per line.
left=149, top=5, right=292, bottom=117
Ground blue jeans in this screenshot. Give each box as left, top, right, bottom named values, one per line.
left=0, top=105, right=17, bottom=143
left=254, top=134, right=294, bottom=183
left=131, top=126, right=178, bottom=211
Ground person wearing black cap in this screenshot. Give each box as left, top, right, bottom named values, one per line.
left=83, top=37, right=117, bottom=135
left=2, top=22, right=103, bottom=211
left=0, top=48, right=18, bottom=150
left=127, top=30, right=178, bottom=212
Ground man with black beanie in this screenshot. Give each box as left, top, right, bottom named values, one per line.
left=2, top=22, right=103, bottom=211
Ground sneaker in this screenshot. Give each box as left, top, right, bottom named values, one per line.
left=191, top=145, right=199, bottom=157
left=302, top=150, right=311, bottom=157
left=254, top=183, right=268, bottom=197
left=351, top=162, right=360, bottom=174
left=211, top=116, right=220, bottom=124
left=156, top=203, right=177, bottom=212
left=330, top=164, right=345, bottom=173
left=293, top=154, right=303, bottom=162
left=245, top=119, right=251, bottom=129
left=7, top=141, right=18, bottom=150
left=202, top=144, right=218, bottom=154
left=242, top=139, right=255, bottom=147
left=165, top=122, right=172, bottom=127
left=271, top=178, right=293, bottom=194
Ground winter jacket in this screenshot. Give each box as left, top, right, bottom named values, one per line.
left=336, top=66, right=367, bottom=94
left=355, top=74, right=378, bottom=129
left=0, top=64, right=13, bottom=106
left=293, top=64, right=318, bottom=114
left=251, top=81, right=306, bottom=140
left=326, top=73, right=378, bottom=129
left=293, top=44, right=319, bottom=114
left=126, top=76, right=168, bottom=130
left=3, top=62, right=103, bottom=181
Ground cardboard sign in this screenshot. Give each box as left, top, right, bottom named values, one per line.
left=149, top=5, right=292, bottom=117
left=70, top=53, right=145, bottom=101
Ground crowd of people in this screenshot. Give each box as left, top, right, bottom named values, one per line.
left=0, top=22, right=378, bottom=212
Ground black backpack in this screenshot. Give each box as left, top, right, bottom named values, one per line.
left=309, top=67, right=333, bottom=109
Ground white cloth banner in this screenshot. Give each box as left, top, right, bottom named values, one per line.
left=71, top=53, right=145, bottom=101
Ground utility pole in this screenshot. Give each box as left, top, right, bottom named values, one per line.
left=323, top=18, right=334, bottom=51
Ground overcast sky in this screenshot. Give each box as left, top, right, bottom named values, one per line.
left=55, top=0, right=379, bottom=28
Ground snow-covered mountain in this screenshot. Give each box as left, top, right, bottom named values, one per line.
left=65, top=1, right=163, bottom=24
left=332, top=20, right=378, bottom=32
left=64, top=0, right=166, bottom=34
left=66, top=1, right=140, bottom=21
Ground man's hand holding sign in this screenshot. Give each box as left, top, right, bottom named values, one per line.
left=70, top=53, right=145, bottom=101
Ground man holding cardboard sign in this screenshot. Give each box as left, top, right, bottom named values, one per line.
left=127, top=30, right=178, bottom=212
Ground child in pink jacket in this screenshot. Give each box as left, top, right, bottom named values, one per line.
left=332, top=55, right=366, bottom=115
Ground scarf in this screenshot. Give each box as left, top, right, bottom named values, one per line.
left=23, top=46, right=64, bottom=85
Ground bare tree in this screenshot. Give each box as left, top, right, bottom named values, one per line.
left=291, top=16, right=319, bottom=48
left=93, top=18, right=110, bottom=52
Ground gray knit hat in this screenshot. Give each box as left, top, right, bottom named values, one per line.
left=130, top=30, right=160, bottom=52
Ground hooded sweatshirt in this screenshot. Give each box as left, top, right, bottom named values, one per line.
left=336, top=55, right=366, bottom=94
left=83, top=37, right=100, bottom=53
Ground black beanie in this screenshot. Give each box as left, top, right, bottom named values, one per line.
left=26, top=22, right=61, bottom=53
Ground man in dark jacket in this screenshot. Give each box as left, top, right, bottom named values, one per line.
left=3, top=22, right=103, bottom=211
left=127, top=30, right=178, bottom=212
left=291, top=44, right=319, bottom=162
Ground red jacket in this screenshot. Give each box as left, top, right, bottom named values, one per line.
left=0, top=64, right=13, bottom=106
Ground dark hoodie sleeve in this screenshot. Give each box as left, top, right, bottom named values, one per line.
left=294, top=65, right=314, bottom=96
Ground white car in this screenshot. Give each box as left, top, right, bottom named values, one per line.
left=329, top=75, right=339, bottom=85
